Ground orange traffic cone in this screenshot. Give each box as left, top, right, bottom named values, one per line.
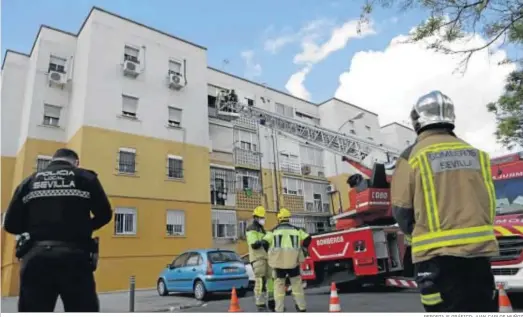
left=228, top=287, right=243, bottom=312
left=329, top=282, right=341, bottom=312
left=498, top=284, right=513, bottom=312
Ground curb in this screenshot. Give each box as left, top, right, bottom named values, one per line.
left=152, top=301, right=205, bottom=312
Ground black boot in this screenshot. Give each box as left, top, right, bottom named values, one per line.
left=267, top=300, right=276, bottom=312
left=256, top=305, right=267, bottom=312
left=295, top=304, right=306, bottom=312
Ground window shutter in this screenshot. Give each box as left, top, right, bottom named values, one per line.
left=122, top=96, right=138, bottom=113
left=44, top=105, right=61, bottom=118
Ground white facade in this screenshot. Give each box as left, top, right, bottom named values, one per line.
left=380, top=122, right=417, bottom=152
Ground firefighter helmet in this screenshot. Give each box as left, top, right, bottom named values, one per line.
left=410, top=90, right=456, bottom=133
left=277, top=208, right=291, bottom=221
left=253, top=206, right=266, bottom=218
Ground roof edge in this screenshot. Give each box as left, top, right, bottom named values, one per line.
left=1, top=49, right=30, bottom=70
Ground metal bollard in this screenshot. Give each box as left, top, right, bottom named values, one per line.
left=129, top=275, right=136, bottom=312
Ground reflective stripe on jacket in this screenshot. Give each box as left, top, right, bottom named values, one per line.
left=264, top=222, right=310, bottom=269
left=391, top=129, right=499, bottom=263
left=246, top=222, right=267, bottom=262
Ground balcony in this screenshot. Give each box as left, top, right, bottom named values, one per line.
left=234, top=148, right=261, bottom=169
left=305, top=201, right=331, bottom=213
left=236, top=189, right=263, bottom=210
left=283, top=194, right=305, bottom=212
left=233, top=117, right=258, bottom=131
left=301, top=164, right=326, bottom=178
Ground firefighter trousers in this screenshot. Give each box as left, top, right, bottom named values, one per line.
left=415, top=255, right=498, bottom=312
left=18, top=245, right=99, bottom=312
left=252, top=259, right=274, bottom=308
left=273, top=267, right=306, bottom=312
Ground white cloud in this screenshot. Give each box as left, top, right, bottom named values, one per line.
left=285, top=19, right=376, bottom=100
left=285, top=66, right=312, bottom=100
left=240, top=50, right=262, bottom=79
left=263, top=19, right=334, bottom=54
left=334, top=32, right=517, bottom=155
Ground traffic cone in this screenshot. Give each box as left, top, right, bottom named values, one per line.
left=329, top=282, right=341, bottom=312
left=228, top=287, right=243, bottom=312
left=498, top=284, right=513, bottom=312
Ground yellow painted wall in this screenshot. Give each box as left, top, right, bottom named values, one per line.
left=1, top=126, right=213, bottom=295
left=328, top=174, right=352, bottom=213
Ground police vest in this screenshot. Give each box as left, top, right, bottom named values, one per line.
left=264, top=223, right=310, bottom=269
left=407, top=134, right=499, bottom=263
left=246, top=222, right=267, bottom=262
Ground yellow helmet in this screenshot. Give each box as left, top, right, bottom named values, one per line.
left=277, top=208, right=291, bottom=221
left=253, top=206, right=266, bottom=218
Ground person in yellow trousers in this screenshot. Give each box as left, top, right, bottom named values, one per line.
left=245, top=206, right=275, bottom=312
left=263, top=208, right=311, bottom=312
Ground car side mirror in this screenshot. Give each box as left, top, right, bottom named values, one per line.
left=167, top=264, right=173, bottom=269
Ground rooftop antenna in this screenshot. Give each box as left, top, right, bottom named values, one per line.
left=221, top=59, right=230, bottom=71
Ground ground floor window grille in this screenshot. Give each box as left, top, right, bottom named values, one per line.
left=166, top=210, right=185, bottom=236
left=212, top=210, right=237, bottom=239
left=114, top=207, right=137, bottom=235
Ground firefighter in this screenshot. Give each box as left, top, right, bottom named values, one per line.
left=3, top=148, right=113, bottom=312
left=245, top=206, right=274, bottom=312
left=390, top=90, right=499, bottom=312
left=264, top=208, right=311, bottom=312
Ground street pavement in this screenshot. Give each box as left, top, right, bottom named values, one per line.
left=185, top=286, right=523, bottom=313
left=1, top=289, right=203, bottom=313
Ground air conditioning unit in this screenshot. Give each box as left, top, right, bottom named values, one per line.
left=326, top=184, right=336, bottom=193
left=169, top=73, right=185, bottom=90
left=301, top=165, right=311, bottom=175
left=48, top=71, right=67, bottom=85
left=122, top=60, right=140, bottom=77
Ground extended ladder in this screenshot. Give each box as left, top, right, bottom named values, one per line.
left=214, top=90, right=399, bottom=167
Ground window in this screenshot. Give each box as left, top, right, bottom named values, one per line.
left=121, top=95, right=138, bottom=118
left=300, top=146, right=324, bottom=167
left=238, top=220, right=247, bottom=239
left=172, top=253, right=190, bottom=268
left=48, top=55, right=66, bottom=73
left=186, top=253, right=202, bottom=266
left=212, top=210, right=237, bottom=239
left=304, top=181, right=329, bottom=211
left=43, top=104, right=61, bottom=126
left=245, top=98, right=254, bottom=106
left=118, top=148, right=136, bottom=174
left=168, top=107, right=182, bottom=127
left=280, top=152, right=300, bottom=174
left=211, top=167, right=235, bottom=206
left=234, top=130, right=258, bottom=152
left=275, top=103, right=294, bottom=117
left=114, top=207, right=137, bottom=235
left=166, top=210, right=185, bottom=236
left=350, top=129, right=356, bottom=134
left=365, top=125, right=371, bottom=131
left=124, top=45, right=140, bottom=63
left=36, top=155, right=52, bottom=172
left=208, top=250, right=241, bottom=263
left=236, top=169, right=260, bottom=191
left=168, top=60, right=182, bottom=75
left=282, top=177, right=303, bottom=196
left=167, top=155, right=183, bottom=179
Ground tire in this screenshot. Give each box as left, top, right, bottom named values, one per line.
left=157, top=279, right=169, bottom=296
left=193, top=280, right=208, bottom=301
left=237, top=288, right=247, bottom=298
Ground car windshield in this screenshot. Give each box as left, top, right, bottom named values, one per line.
left=208, top=251, right=241, bottom=263
left=495, top=177, right=523, bottom=215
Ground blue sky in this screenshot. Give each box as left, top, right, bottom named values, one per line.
left=1, top=0, right=427, bottom=103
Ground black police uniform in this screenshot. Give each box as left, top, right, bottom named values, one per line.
left=3, top=160, right=113, bottom=312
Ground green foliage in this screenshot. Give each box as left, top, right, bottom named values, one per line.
left=487, top=70, right=523, bottom=149
left=361, top=0, right=523, bottom=148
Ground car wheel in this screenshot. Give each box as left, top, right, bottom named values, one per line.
left=157, top=279, right=168, bottom=296
left=193, top=280, right=207, bottom=301
left=237, top=288, right=247, bottom=298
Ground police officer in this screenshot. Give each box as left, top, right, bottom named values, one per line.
left=390, top=91, right=499, bottom=312
left=245, top=206, right=275, bottom=312
left=263, top=208, right=311, bottom=312
left=3, top=148, right=113, bottom=312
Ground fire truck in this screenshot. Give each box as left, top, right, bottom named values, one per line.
left=216, top=90, right=523, bottom=291
left=215, top=90, right=407, bottom=288
left=490, top=151, right=523, bottom=292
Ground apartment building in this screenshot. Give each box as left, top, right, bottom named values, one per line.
left=1, top=7, right=414, bottom=295
left=380, top=122, right=417, bottom=151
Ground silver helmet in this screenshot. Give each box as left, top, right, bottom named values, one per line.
left=410, top=90, right=456, bottom=133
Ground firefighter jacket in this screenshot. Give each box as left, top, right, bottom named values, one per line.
left=390, top=129, right=499, bottom=264
left=246, top=221, right=268, bottom=262
left=263, top=222, right=311, bottom=269
left=3, top=160, right=113, bottom=249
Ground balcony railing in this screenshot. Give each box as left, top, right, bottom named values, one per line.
left=233, top=117, right=258, bottom=131
left=234, top=148, right=261, bottom=169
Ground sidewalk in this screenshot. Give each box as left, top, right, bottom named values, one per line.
left=1, top=289, right=203, bottom=312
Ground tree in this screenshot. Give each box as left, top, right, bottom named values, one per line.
left=360, top=0, right=523, bottom=148
left=487, top=70, right=523, bottom=149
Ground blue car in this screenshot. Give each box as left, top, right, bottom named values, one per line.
left=157, top=249, right=249, bottom=300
